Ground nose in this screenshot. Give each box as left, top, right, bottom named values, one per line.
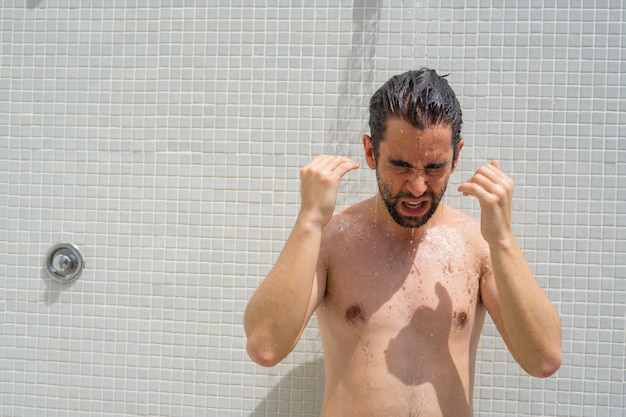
left=406, top=171, right=428, bottom=196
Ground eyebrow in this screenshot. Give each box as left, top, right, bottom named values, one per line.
left=388, top=158, right=413, bottom=168
left=388, top=158, right=449, bottom=170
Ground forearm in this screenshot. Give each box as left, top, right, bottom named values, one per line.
left=244, top=215, right=324, bottom=366
left=489, top=234, right=562, bottom=376
left=245, top=155, right=359, bottom=366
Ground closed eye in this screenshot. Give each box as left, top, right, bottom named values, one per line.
left=389, top=159, right=413, bottom=169
left=426, top=161, right=449, bottom=170
left=425, top=162, right=449, bottom=176
left=388, top=159, right=414, bottom=174
left=387, top=159, right=450, bottom=176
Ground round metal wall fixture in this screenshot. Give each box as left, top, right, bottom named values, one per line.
left=44, top=243, right=85, bottom=283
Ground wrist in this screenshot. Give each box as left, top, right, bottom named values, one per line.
left=296, top=210, right=329, bottom=232
left=487, top=231, right=518, bottom=254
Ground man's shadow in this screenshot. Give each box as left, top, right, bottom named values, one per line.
left=248, top=356, right=325, bottom=417
left=385, top=282, right=470, bottom=417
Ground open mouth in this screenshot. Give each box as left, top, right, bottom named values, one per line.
left=403, top=201, right=425, bottom=209
left=401, top=200, right=428, bottom=215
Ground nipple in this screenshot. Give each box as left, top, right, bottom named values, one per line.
left=453, top=311, right=468, bottom=329
left=345, top=304, right=366, bottom=324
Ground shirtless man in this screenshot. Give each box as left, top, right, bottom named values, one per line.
left=244, top=68, right=562, bottom=417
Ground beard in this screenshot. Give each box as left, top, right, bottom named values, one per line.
left=376, top=171, right=448, bottom=229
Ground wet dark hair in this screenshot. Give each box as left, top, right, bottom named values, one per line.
left=368, top=68, right=463, bottom=166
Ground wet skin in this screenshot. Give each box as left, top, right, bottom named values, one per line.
left=316, top=202, right=487, bottom=417
left=244, top=117, right=562, bottom=416
left=313, top=120, right=486, bottom=416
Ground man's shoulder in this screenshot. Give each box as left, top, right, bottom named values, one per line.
left=437, top=205, right=488, bottom=251
left=440, top=204, right=480, bottom=227
left=329, top=198, right=374, bottom=225
left=321, top=199, right=376, bottom=247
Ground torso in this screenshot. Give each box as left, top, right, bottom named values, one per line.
left=315, top=197, right=489, bottom=417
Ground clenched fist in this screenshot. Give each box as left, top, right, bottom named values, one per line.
left=299, top=155, right=360, bottom=227
left=458, top=160, right=515, bottom=245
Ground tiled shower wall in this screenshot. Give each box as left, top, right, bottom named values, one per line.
left=1, top=1, right=624, bottom=416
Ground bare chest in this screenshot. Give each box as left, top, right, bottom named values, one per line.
left=322, top=234, right=483, bottom=336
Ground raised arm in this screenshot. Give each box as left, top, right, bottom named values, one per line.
left=244, top=155, right=359, bottom=367
left=458, top=160, right=562, bottom=377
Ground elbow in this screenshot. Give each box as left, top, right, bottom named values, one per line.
left=244, top=309, right=283, bottom=367
left=541, top=350, right=563, bottom=378
left=243, top=307, right=298, bottom=367
left=524, top=320, right=563, bottom=378
left=533, top=325, right=563, bottom=378
left=526, top=348, right=562, bottom=378
left=247, top=345, right=282, bottom=368
left=246, top=336, right=286, bottom=368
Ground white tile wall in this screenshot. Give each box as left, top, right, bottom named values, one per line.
left=0, top=1, right=624, bottom=416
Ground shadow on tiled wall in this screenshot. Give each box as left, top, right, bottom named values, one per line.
left=249, top=355, right=325, bottom=417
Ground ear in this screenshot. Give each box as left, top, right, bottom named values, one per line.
left=363, top=135, right=377, bottom=170
left=451, top=139, right=464, bottom=173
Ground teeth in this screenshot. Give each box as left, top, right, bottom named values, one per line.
left=404, top=202, right=423, bottom=208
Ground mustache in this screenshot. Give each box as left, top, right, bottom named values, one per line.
left=394, top=191, right=435, bottom=200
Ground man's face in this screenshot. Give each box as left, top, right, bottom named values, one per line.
left=364, top=118, right=461, bottom=229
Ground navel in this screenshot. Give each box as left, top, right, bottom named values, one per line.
left=345, top=304, right=366, bottom=324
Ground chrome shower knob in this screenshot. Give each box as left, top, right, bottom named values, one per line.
left=44, top=243, right=85, bottom=283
